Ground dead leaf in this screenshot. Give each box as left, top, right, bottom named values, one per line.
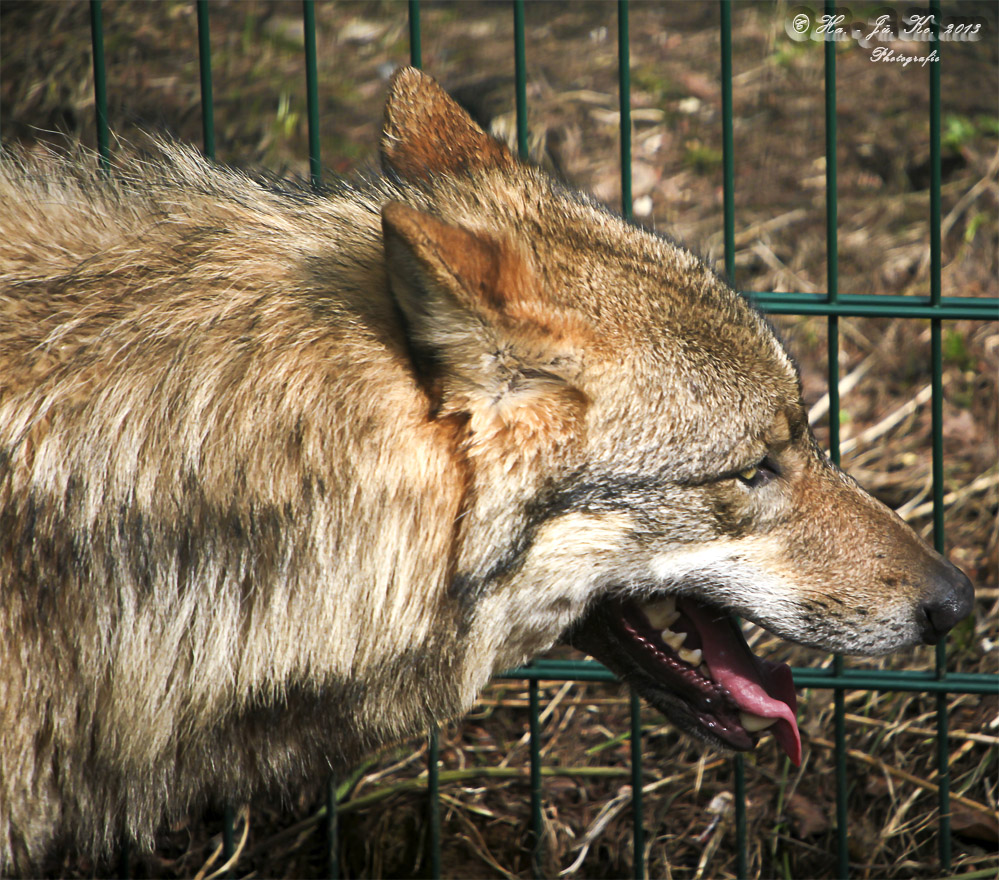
left=951, top=808, right=999, bottom=847
left=787, top=792, right=830, bottom=838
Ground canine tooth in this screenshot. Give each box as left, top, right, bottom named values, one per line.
left=678, top=647, right=702, bottom=666
left=663, top=631, right=687, bottom=651
left=644, top=598, right=677, bottom=629
left=739, top=711, right=777, bottom=733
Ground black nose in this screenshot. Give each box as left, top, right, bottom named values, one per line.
left=919, top=562, right=975, bottom=644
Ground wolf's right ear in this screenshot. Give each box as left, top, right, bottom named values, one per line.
left=381, top=67, right=515, bottom=182
left=382, top=201, right=590, bottom=449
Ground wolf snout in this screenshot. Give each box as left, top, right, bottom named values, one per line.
left=917, top=560, right=974, bottom=644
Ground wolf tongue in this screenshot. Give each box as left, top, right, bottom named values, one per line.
left=681, top=601, right=802, bottom=766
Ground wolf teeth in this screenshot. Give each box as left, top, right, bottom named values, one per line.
left=678, top=647, right=702, bottom=666
left=662, top=630, right=687, bottom=651
left=644, top=597, right=678, bottom=629
left=645, top=599, right=701, bottom=663
left=739, top=711, right=777, bottom=733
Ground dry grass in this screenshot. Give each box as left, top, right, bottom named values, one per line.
left=2, top=1, right=996, bottom=877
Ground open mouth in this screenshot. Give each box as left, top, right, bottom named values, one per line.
left=566, top=596, right=801, bottom=765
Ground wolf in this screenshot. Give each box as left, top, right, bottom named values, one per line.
left=0, top=67, right=973, bottom=871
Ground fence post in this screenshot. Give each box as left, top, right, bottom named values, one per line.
left=302, top=0, right=321, bottom=188
left=408, top=0, right=422, bottom=69
left=88, top=0, right=109, bottom=171
left=196, top=0, right=215, bottom=160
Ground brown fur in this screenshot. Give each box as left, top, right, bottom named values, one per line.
left=0, top=69, right=971, bottom=871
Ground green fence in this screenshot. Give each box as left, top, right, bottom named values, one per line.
left=81, top=1, right=998, bottom=877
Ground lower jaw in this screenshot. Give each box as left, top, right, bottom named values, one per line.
left=591, top=645, right=758, bottom=752
left=637, top=678, right=756, bottom=751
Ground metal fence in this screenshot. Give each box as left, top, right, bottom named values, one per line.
left=79, top=1, right=998, bottom=877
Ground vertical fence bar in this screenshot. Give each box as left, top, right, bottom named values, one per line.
left=221, top=803, right=234, bottom=878
left=326, top=775, right=339, bottom=879
left=427, top=725, right=441, bottom=879
left=88, top=0, right=110, bottom=171
left=196, top=0, right=216, bottom=160
left=629, top=691, right=645, bottom=880
left=928, top=1, right=953, bottom=869
left=720, top=0, right=735, bottom=284
left=617, top=6, right=643, bottom=874
left=617, top=0, right=632, bottom=220
left=823, top=4, right=841, bottom=461
left=408, top=0, right=422, bottom=69
left=528, top=680, right=543, bottom=878
left=513, top=15, right=540, bottom=869
left=719, top=7, right=747, bottom=876
left=822, top=0, right=841, bottom=472
left=823, top=3, right=848, bottom=877
left=513, top=0, right=528, bottom=160
left=928, top=3, right=942, bottom=317
left=117, top=837, right=131, bottom=879
left=302, top=0, right=321, bottom=188
left=734, top=757, right=747, bottom=879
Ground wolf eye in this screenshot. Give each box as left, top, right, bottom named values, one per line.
left=734, top=458, right=777, bottom=487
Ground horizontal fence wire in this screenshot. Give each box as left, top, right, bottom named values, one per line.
left=499, top=660, right=998, bottom=694
left=75, top=1, right=999, bottom=877
left=743, top=293, right=998, bottom=319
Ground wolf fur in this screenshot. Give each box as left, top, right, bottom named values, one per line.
left=0, top=68, right=972, bottom=870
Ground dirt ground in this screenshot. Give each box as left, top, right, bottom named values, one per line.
left=2, top=1, right=997, bottom=878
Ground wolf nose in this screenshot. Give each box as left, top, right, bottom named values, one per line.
left=919, top=563, right=975, bottom=644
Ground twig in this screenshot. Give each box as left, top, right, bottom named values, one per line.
left=559, top=759, right=727, bottom=877
left=446, top=801, right=521, bottom=880
left=340, top=765, right=635, bottom=817
left=750, top=240, right=819, bottom=293
left=809, top=737, right=995, bottom=819
left=900, top=471, right=999, bottom=522
left=843, top=712, right=999, bottom=746
left=193, top=806, right=250, bottom=880
left=808, top=354, right=876, bottom=426
left=733, top=209, right=809, bottom=249
left=940, top=150, right=999, bottom=242
left=499, top=680, right=574, bottom=767
left=559, top=787, right=632, bottom=876
left=894, top=474, right=934, bottom=520
left=840, top=379, right=944, bottom=456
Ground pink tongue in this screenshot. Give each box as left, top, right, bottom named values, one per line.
left=682, top=602, right=802, bottom=766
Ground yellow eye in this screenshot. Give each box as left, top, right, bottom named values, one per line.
left=737, top=466, right=758, bottom=483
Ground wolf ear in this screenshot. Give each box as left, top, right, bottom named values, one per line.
left=382, top=201, right=588, bottom=441
left=381, top=67, right=515, bottom=182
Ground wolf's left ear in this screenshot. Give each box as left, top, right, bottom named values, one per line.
left=381, top=67, right=515, bottom=182
left=382, top=201, right=589, bottom=442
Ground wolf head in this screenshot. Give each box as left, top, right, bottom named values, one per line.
left=379, top=68, right=973, bottom=764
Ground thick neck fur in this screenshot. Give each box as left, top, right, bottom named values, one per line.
left=0, top=148, right=478, bottom=864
